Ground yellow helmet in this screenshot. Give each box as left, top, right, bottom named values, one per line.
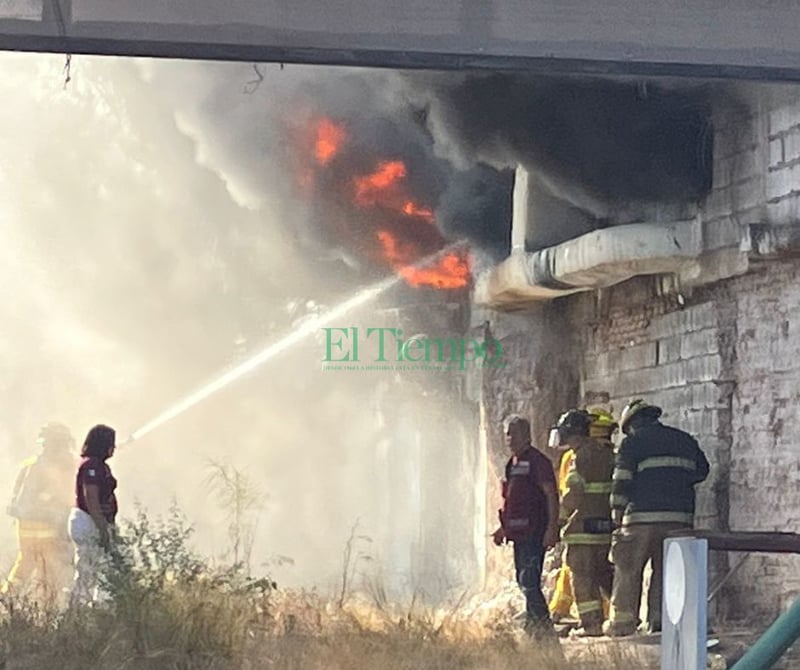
left=619, top=399, right=662, bottom=434
left=587, top=408, right=617, bottom=438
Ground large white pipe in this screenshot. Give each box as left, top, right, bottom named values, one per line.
left=473, top=219, right=703, bottom=306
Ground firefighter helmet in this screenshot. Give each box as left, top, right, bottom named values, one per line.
left=588, top=407, right=618, bottom=438
left=37, top=422, right=74, bottom=450
left=619, top=399, right=662, bottom=434
left=548, top=409, right=592, bottom=447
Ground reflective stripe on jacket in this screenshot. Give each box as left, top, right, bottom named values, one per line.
left=610, top=421, right=709, bottom=527
left=561, top=436, right=615, bottom=544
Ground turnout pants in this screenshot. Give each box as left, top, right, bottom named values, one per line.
left=607, top=523, right=690, bottom=632
left=549, top=564, right=575, bottom=619
left=564, top=543, right=613, bottom=629
left=3, top=533, right=72, bottom=601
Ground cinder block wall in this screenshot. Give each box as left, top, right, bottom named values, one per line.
left=479, top=85, right=800, bottom=619
left=767, top=91, right=800, bottom=222
left=575, top=286, right=734, bottom=536
left=571, top=87, right=800, bottom=619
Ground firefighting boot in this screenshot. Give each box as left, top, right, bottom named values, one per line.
left=602, top=618, right=637, bottom=637
left=571, top=623, right=604, bottom=638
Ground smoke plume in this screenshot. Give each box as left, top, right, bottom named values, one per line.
left=400, top=72, right=713, bottom=220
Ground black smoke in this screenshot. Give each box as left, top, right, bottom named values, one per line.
left=271, top=72, right=514, bottom=267
left=141, top=65, right=713, bottom=277
left=400, top=72, right=713, bottom=222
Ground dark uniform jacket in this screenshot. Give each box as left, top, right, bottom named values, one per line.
left=610, top=422, right=709, bottom=527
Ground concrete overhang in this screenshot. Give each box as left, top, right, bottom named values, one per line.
left=5, top=1, right=800, bottom=80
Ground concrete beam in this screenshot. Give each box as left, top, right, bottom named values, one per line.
left=5, top=1, right=800, bottom=79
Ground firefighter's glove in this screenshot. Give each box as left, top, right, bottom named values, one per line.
left=492, top=527, right=506, bottom=546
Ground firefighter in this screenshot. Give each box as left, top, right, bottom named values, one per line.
left=553, top=408, right=615, bottom=637
left=491, top=415, right=560, bottom=638
left=3, top=422, right=76, bottom=602
left=603, top=399, right=709, bottom=637
left=547, top=428, right=577, bottom=622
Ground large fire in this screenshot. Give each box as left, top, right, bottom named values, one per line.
left=354, top=161, right=436, bottom=225
left=314, top=118, right=347, bottom=166
left=295, top=116, right=470, bottom=289
left=377, top=230, right=470, bottom=289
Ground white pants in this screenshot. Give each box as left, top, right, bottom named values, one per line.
left=67, top=508, right=113, bottom=606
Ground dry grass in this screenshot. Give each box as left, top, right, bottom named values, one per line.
left=0, top=507, right=648, bottom=669
left=0, top=586, right=650, bottom=670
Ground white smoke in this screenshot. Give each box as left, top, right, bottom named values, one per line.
left=0, top=53, right=482, bottom=596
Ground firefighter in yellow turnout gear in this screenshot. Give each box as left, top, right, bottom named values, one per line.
left=548, top=446, right=576, bottom=620
left=552, top=409, right=616, bottom=636
left=4, top=423, right=76, bottom=602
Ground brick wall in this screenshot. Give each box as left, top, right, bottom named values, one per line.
left=575, top=283, right=734, bottom=536
left=477, top=84, right=800, bottom=619
left=767, top=91, right=800, bottom=224
left=726, top=260, right=800, bottom=616
left=478, top=303, right=580, bottom=472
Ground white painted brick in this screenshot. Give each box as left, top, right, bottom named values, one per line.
left=785, top=129, right=800, bottom=164
left=696, top=436, right=730, bottom=460
left=704, top=217, right=746, bottom=250
left=732, top=177, right=765, bottom=212
left=648, top=303, right=718, bottom=339
left=611, top=366, right=658, bottom=396
left=617, top=342, right=657, bottom=371
left=734, top=205, right=766, bottom=225
left=681, top=328, right=720, bottom=359
left=767, top=165, right=799, bottom=201
left=767, top=194, right=800, bottom=225
left=770, top=342, right=800, bottom=373
left=583, top=374, right=615, bottom=399
left=570, top=258, right=800, bottom=618
left=702, top=187, right=734, bottom=219
left=770, top=137, right=785, bottom=167
left=685, top=354, right=723, bottom=382
left=649, top=388, right=687, bottom=411
left=691, top=382, right=732, bottom=410
left=682, top=408, right=723, bottom=436
left=658, top=335, right=682, bottom=364
left=584, top=351, right=609, bottom=379
left=730, top=150, right=761, bottom=183
left=769, top=105, right=800, bottom=136
left=613, top=364, right=664, bottom=395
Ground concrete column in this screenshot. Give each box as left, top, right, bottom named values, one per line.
left=511, top=164, right=529, bottom=253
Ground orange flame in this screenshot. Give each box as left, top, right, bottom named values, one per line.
left=401, top=201, right=435, bottom=223
left=378, top=230, right=471, bottom=289
left=354, top=160, right=436, bottom=224
left=293, top=116, right=471, bottom=289
left=354, top=161, right=406, bottom=206
left=314, top=118, right=347, bottom=166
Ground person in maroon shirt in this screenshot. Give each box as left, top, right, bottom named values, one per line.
left=492, top=415, right=560, bottom=638
left=67, top=424, right=118, bottom=607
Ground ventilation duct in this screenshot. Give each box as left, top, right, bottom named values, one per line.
left=473, top=219, right=706, bottom=307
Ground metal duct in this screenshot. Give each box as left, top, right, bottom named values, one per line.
left=473, top=220, right=703, bottom=307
